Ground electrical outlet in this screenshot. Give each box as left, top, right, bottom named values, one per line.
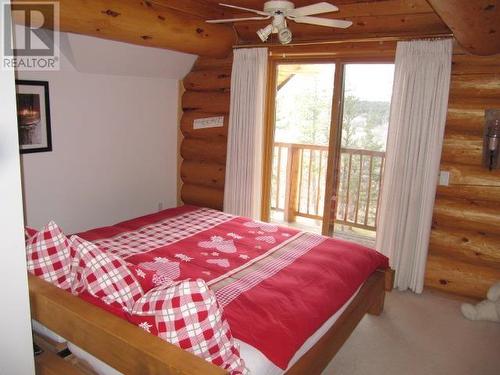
left=438, top=171, right=450, bottom=186
left=158, top=202, right=163, bottom=212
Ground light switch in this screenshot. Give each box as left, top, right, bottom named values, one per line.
left=439, top=171, right=450, bottom=186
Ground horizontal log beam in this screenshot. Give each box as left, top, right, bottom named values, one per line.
left=427, top=0, right=500, bottom=55
left=432, top=197, right=500, bottom=233
left=447, top=96, right=500, bottom=110
left=445, top=107, right=484, bottom=136
left=436, top=185, right=500, bottom=203
left=182, top=91, right=230, bottom=113
left=192, top=55, right=233, bottom=72
left=183, top=69, right=232, bottom=91
left=180, top=138, right=227, bottom=164
left=450, top=74, right=500, bottom=98
left=181, top=111, right=228, bottom=140
left=441, top=134, right=482, bottom=165
left=180, top=160, right=225, bottom=189
left=181, top=184, right=223, bottom=210
left=451, top=54, right=500, bottom=75
left=425, top=254, right=500, bottom=299
left=12, top=0, right=236, bottom=57
left=429, top=227, right=500, bottom=267
left=439, top=163, right=500, bottom=187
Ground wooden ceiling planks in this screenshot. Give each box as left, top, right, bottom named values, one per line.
left=202, top=0, right=450, bottom=44
left=234, top=12, right=448, bottom=43
left=12, top=0, right=498, bottom=57
left=426, top=0, right=500, bottom=55
left=150, top=0, right=227, bottom=19
left=11, top=0, right=236, bottom=57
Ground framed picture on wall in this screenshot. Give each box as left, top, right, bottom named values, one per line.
left=15, top=80, right=52, bottom=154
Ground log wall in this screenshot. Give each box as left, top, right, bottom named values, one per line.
left=425, top=50, right=500, bottom=299
left=179, top=55, right=232, bottom=210
left=179, top=44, right=500, bottom=299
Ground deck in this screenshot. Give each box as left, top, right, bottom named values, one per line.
left=270, top=211, right=376, bottom=248
left=270, top=141, right=383, bottom=248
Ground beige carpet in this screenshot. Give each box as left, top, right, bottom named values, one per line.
left=323, top=289, right=500, bottom=375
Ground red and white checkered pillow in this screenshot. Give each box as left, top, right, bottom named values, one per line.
left=130, top=279, right=247, bottom=375
left=68, top=235, right=144, bottom=311
left=25, top=221, right=72, bottom=290
left=25, top=226, right=38, bottom=241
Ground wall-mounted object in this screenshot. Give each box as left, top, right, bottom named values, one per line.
left=193, top=116, right=224, bottom=130
left=15, top=80, right=52, bottom=154
left=484, top=109, right=500, bottom=171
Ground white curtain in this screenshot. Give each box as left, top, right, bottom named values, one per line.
left=376, top=39, right=452, bottom=293
left=224, top=48, right=268, bottom=219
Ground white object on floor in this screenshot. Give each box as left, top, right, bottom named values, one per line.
left=461, top=281, right=500, bottom=322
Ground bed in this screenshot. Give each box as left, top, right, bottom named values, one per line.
left=27, top=205, right=393, bottom=374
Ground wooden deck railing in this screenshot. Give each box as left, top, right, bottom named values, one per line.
left=271, top=142, right=385, bottom=231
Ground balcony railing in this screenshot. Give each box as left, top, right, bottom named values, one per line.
left=271, top=142, right=385, bottom=232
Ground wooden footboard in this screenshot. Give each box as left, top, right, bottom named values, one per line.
left=29, top=268, right=392, bottom=375
left=285, top=269, right=390, bottom=375
left=28, top=274, right=224, bottom=375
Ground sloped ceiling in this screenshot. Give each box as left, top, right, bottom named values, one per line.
left=60, top=32, right=197, bottom=78
left=13, top=25, right=197, bottom=78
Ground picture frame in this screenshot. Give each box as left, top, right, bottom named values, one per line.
left=15, top=80, right=52, bottom=154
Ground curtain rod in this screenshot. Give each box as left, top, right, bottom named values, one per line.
left=232, top=33, right=453, bottom=51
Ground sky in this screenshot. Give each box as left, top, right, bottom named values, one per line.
left=278, top=63, right=395, bottom=102
left=344, top=64, right=395, bottom=102
left=275, top=63, right=394, bottom=146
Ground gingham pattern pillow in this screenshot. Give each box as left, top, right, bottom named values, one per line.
left=69, top=235, right=144, bottom=311
left=131, top=279, right=247, bottom=375
left=25, top=221, right=72, bottom=290
left=24, top=226, right=38, bottom=241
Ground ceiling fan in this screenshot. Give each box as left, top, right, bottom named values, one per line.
left=207, top=1, right=352, bottom=45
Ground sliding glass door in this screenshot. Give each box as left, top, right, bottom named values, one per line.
left=266, top=62, right=335, bottom=234
left=263, top=60, right=394, bottom=246
left=323, top=64, right=394, bottom=246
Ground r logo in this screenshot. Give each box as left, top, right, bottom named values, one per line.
left=2, top=1, right=60, bottom=70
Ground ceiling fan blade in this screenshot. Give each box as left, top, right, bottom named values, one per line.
left=206, top=16, right=270, bottom=23
left=290, top=16, right=352, bottom=28
left=286, top=2, right=338, bottom=17
left=218, top=3, right=270, bottom=16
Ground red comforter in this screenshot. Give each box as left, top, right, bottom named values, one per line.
left=77, top=205, right=388, bottom=369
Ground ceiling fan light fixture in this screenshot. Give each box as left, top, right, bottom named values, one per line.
left=209, top=2, right=351, bottom=44
left=257, top=24, right=273, bottom=42
left=278, top=27, right=292, bottom=44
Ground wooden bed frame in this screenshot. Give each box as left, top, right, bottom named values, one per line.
left=28, top=268, right=394, bottom=375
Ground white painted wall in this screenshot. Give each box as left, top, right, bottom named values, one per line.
left=0, top=21, right=35, bottom=375
left=16, top=30, right=196, bottom=233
